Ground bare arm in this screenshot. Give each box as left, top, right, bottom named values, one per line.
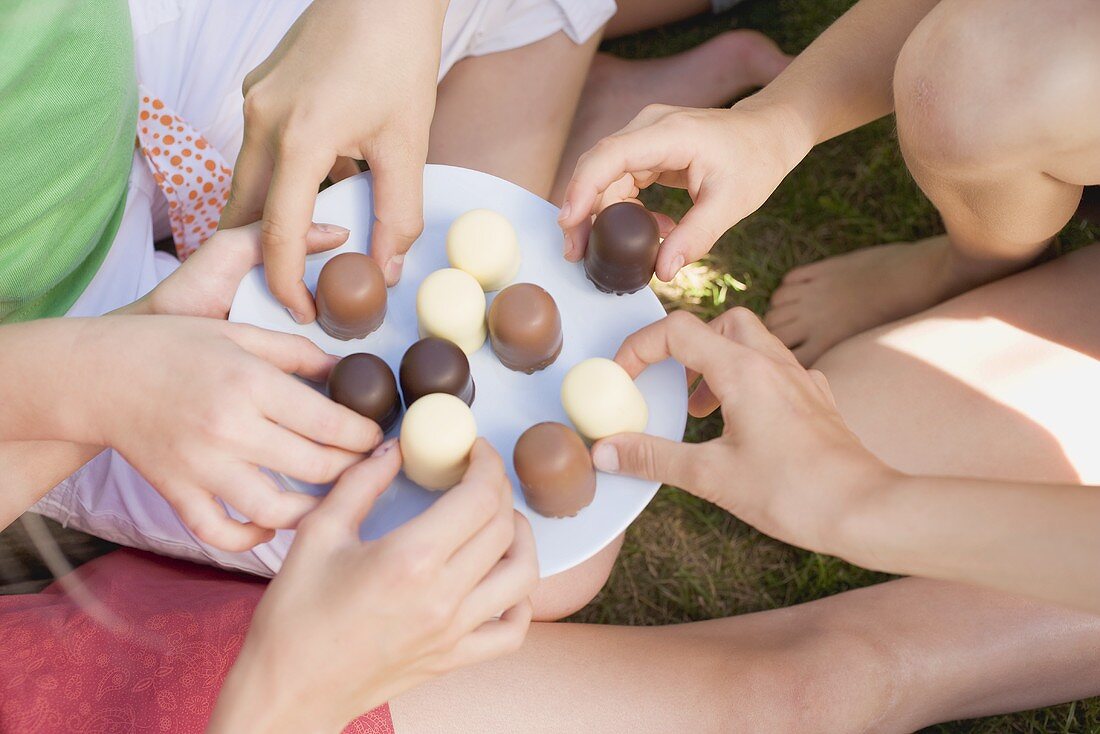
left=594, top=310, right=1100, bottom=614
left=0, top=225, right=376, bottom=550
left=0, top=441, right=101, bottom=530
left=744, top=0, right=942, bottom=143
left=843, top=475, right=1100, bottom=612
left=559, top=0, right=942, bottom=279
left=0, top=318, right=107, bottom=529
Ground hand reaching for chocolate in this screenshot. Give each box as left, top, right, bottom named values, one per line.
left=209, top=439, right=539, bottom=733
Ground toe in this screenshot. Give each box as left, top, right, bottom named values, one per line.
left=763, top=304, right=799, bottom=330
left=780, top=260, right=828, bottom=285
left=769, top=283, right=804, bottom=308
left=769, top=319, right=810, bottom=350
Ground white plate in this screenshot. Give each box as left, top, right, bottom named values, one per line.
left=229, top=164, right=687, bottom=577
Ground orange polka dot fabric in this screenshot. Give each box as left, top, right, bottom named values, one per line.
left=136, top=85, right=233, bottom=261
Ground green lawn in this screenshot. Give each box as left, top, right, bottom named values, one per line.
left=573, top=2, right=1100, bottom=732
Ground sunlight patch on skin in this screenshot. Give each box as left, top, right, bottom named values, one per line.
left=875, top=316, right=1100, bottom=482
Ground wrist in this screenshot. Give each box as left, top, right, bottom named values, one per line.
left=210, top=642, right=352, bottom=734
left=730, top=95, right=815, bottom=175
left=829, top=458, right=910, bottom=570
left=60, top=317, right=130, bottom=446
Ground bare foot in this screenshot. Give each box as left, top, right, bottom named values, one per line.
left=551, top=30, right=792, bottom=202
left=765, top=235, right=1037, bottom=367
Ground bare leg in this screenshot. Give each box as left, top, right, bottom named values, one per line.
left=767, top=0, right=1100, bottom=366
left=605, top=0, right=711, bottom=40
left=408, top=6, right=1100, bottom=730
left=429, top=31, right=602, bottom=200
left=390, top=248, right=1100, bottom=733
left=809, top=243, right=1100, bottom=729
left=394, top=579, right=1100, bottom=733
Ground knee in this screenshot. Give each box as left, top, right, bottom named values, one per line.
left=703, top=620, right=904, bottom=733
left=893, top=0, right=1096, bottom=172
left=528, top=534, right=623, bottom=622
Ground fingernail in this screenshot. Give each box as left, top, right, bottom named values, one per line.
left=373, top=437, right=398, bottom=456
left=289, top=308, right=307, bottom=324
left=562, top=231, right=573, bottom=258
left=384, top=254, right=405, bottom=284
left=662, top=254, right=685, bottom=283
left=591, top=443, right=619, bottom=473
left=558, top=202, right=572, bottom=222
left=316, top=223, right=350, bottom=234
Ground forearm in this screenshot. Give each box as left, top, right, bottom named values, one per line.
left=0, top=440, right=102, bottom=530
left=0, top=318, right=98, bottom=442
left=839, top=473, right=1100, bottom=612
left=740, top=0, right=940, bottom=144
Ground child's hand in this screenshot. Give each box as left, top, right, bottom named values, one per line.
left=210, top=439, right=538, bottom=733
left=220, top=0, right=446, bottom=322
left=589, top=309, right=893, bottom=558
left=65, top=314, right=382, bottom=551
left=558, top=102, right=813, bottom=282
left=126, top=221, right=350, bottom=321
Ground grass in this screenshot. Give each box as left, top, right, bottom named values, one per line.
left=571, top=1, right=1100, bottom=732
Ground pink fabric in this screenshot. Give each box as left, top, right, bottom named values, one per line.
left=0, top=550, right=394, bottom=734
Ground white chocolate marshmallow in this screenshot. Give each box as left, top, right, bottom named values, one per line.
left=560, top=358, right=648, bottom=441
left=416, top=268, right=487, bottom=355
left=446, top=209, right=520, bottom=291
left=400, top=393, right=477, bottom=490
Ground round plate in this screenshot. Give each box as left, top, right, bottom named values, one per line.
left=229, top=164, right=687, bottom=577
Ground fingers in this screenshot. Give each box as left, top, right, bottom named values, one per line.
left=214, top=463, right=320, bottom=529
left=614, top=311, right=738, bottom=385
left=439, top=597, right=533, bottom=670
left=173, top=488, right=276, bottom=552
left=328, top=156, right=362, bottom=183
left=365, top=140, right=425, bottom=285
left=445, top=479, right=515, bottom=593
left=249, top=421, right=367, bottom=484
left=653, top=194, right=733, bottom=282
left=684, top=308, right=802, bottom=418
left=399, top=439, right=507, bottom=557
left=220, top=132, right=272, bottom=229
left=652, top=211, right=676, bottom=239
left=197, top=222, right=351, bottom=285
left=688, top=378, right=720, bottom=418
left=260, top=151, right=334, bottom=322
left=305, top=438, right=403, bottom=535
left=226, top=325, right=337, bottom=383
left=560, top=129, right=671, bottom=239
left=451, top=512, right=538, bottom=634
left=591, top=432, right=705, bottom=490
left=262, top=374, right=382, bottom=454
left=710, top=307, right=801, bottom=367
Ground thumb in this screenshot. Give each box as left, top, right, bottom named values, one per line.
left=591, top=433, right=702, bottom=491
left=310, top=438, right=403, bottom=535
left=199, top=222, right=351, bottom=283
left=654, top=198, right=735, bottom=282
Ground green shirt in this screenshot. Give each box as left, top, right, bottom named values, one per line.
left=0, top=0, right=137, bottom=322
